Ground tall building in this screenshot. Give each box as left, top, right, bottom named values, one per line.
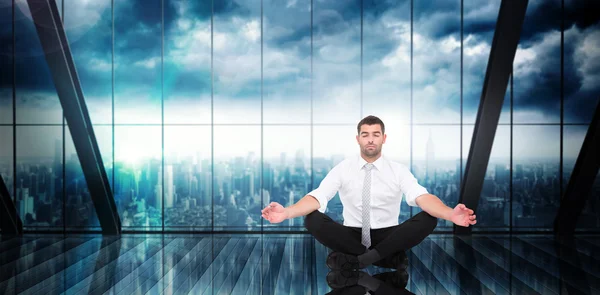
left=288, top=190, right=296, bottom=226
left=495, top=164, right=509, bottom=184
left=165, top=165, right=174, bottom=208
left=191, top=175, right=198, bottom=197
left=29, top=172, right=38, bottom=199
left=54, top=139, right=62, bottom=178
left=516, top=164, right=524, bottom=179
left=184, top=166, right=193, bottom=198
left=19, top=188, right=30, bottom=219
left=200, top=171, right=211, bottom=207
left=154, top=184, right=162, bottom=210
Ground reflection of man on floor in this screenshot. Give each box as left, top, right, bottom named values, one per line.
left=262, top=115, right=477, bottom=294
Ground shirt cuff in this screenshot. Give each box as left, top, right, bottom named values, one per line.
left=405, top=188, right=429, bottom=207
left=307, top=189, right=328, bottom=213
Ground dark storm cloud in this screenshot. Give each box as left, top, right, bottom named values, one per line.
left=413, top=0, right=460, bottom=39
left=267, top=26, right=311, bottom=50
left=509, top=0, right=600, bottom=122
left=262, top=0, right=310, bottom=51
left=362, top=0, right=411, bottom=64
left=563, top=27, right=600, bottom=122
left=164, top=0, right=242, bottom=32
left=67, top=10, right=113, bottom=98
left=113, top=0, right=162, bottom=63
left=0, top=2, right=12, bottom=90
left=313, top=0, right=361, bottom=36
left=363, top=0, right=410, bottom=20
left=517, top=0, right=562, bottom=45
left=463, top=0, right=599, bottom=123
left=463, top=1, right=499, bottom=39
left=512, top=39, right=562, bottom=116
left=10, top=1, right=113, bottom=94
left=12, top=5, right=56, bottom=92
left=564, top=0, right=600, bottom=31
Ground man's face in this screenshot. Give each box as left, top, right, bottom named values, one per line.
left=356, top=124, right=386, bottom=158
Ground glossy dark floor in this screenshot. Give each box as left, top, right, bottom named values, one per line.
left=0, top=234, right=598, bottom=295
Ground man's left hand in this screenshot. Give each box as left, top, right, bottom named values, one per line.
left=451, top=203, right=476, bottom=227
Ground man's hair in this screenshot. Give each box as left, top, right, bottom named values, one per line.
left=357, top=115, right=385, bottom=134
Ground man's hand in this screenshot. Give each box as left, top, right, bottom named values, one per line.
left=451, top=204, right=477, bottom=227
left=261, top=202, right=289, bottom=224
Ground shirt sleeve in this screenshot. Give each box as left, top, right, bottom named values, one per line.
left=307, top=163, right=342, bottom=213
left=399, top=165, right=429, bottom=207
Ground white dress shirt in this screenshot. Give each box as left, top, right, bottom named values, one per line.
left=308, top=154, right=429, bottom=229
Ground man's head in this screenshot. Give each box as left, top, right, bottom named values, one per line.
left=356, top=115, right=386, bottom=159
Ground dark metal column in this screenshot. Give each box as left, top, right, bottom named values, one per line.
left=456, top=0, right=528, bottom=234
left=26, top=0, right=121, bottom=234
left=0, top=174, right=22, bottom=234
left=554, top=101, right=600, bottom=236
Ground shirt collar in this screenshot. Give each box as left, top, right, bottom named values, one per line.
left=357, top=154, right=384, bottom=171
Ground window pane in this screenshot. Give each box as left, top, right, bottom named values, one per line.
left=512, top=126, right=560, bottom=230
left=263, top=0, right=310, bottom=124
left=563, top=125, right=600, bottom=231
left=114, top=0, right=162, bottom=124
left=0, top=127, right=14, bottom=203
left=463, top=125, right=510, bottom=230
left=213, top=1, right=261, bottom=124
left=164, top=126, right=212, bottom=230
left=413, top=0, right=461, bottom=124
left=16, top=126, right=64, bottom=229
left=412, top=126, right=460, bottom=229
left=513, top=0, right=561, bottom=123
left=463, top=0, right=510, bottom=124
left=313, top=0, right=361, bottom=124
left=363, top=0, right=410, bottom=128
left=15, top=1, right=62, bottom=124
left=564, top=2, right=600, bottom=124
left=65, top=0, right=112, bottom=125
left=213, top=126, right=261, bottom=231
left=64, top=125, right=112, bottom=230
left=0, top=0, right=12, bottom=124
left=563, top=125, right=587, bottom=187
left=262, top=126, right=310, bottom=231
left=164, top=0, right=211, bottom=124
left=114, top=126, right=162, bottom=230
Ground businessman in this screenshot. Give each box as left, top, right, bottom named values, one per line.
left=261, top=115, right=476, bottom=293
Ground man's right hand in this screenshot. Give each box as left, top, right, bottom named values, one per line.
left=261, top=202, right=289, bottom=223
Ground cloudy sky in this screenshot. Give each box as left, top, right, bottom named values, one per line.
left=0, top=0, right=599, bottom=161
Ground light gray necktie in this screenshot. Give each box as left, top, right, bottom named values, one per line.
left=361, top=163, right=374, bottom=249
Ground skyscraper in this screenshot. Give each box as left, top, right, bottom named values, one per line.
left=516, top=164, right=524, bottom=179
left=165, top=165, right=174, bottom=208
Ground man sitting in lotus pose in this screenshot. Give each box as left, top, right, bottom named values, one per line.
left=261, top=115, right=476, bottom=294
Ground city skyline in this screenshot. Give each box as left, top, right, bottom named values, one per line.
left=2, top=126, right=597, bottom=231
left=3, top=147, right=590, bottom=229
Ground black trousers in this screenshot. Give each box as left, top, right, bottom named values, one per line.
left=304, top=210, right=437, bottom=266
